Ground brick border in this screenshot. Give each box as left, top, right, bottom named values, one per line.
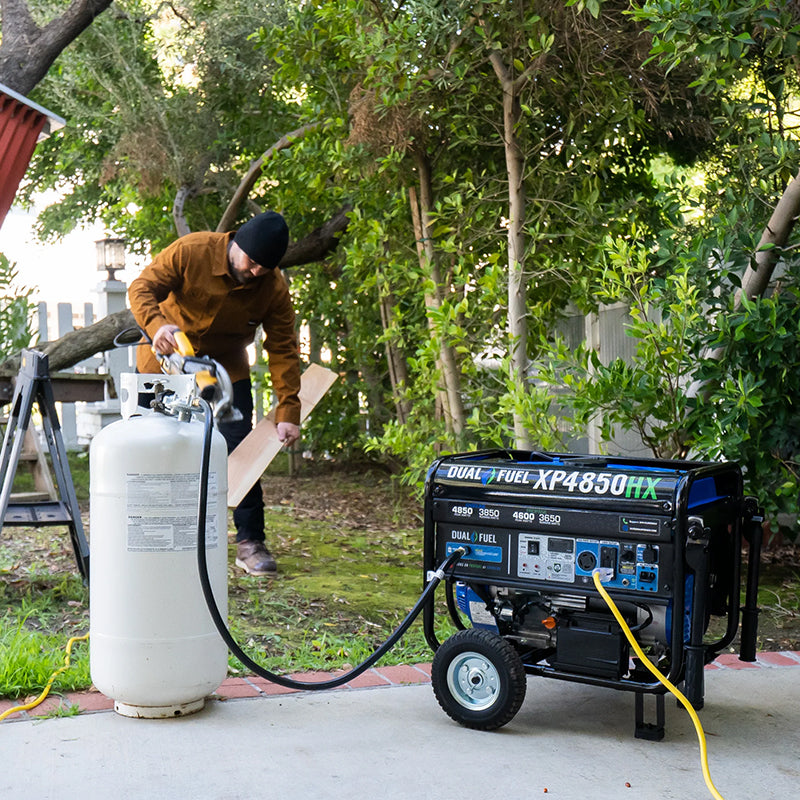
left=0, top=663, right=433, bottom=723
left=2, top=653, right=798, bottom=723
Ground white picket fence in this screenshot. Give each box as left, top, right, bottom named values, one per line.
left=37, top=299, right=136, bottom=449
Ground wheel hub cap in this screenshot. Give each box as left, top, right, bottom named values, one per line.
left=447, top=652, right=500, bottom=711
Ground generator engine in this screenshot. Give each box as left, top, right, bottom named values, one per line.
left=422, top=450, right=762, bottom=739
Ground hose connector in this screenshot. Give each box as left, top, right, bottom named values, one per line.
left=427, top=546, right=469, bottom=582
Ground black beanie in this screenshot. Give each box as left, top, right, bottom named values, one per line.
left=233, top=211, right=289, bottom=269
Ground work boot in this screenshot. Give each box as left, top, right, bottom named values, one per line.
left=235, top=540, right=277, bottom=576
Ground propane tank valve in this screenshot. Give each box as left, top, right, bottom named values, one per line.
left=159, top=392, right=198, bottom=423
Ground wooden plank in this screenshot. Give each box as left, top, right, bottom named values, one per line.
left=227, top=363, right=338, bottom=507
left=25, top=426, right=58, bottom=501
left=0, top=418, right=57, bottom=501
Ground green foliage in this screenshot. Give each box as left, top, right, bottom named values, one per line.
left=262, top=0, right=689, bottom=486
left=0, top=253, right=35, bottom=361
left=697, top=287, right=800, bottom=520
left=12, top=0, right=800, bottom=532
left=537, top=237, right=705, bottom=460
left=537, top=214, right=800, bottom=523
left=364, top=403, right=456, bottom=495
left=25, top=0, right=299, bottom=249
left=636, top=0, right=800, bottom=101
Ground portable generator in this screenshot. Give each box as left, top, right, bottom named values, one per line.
left=422, top=450, right=763, bottom=739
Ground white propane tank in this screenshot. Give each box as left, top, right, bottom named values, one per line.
left=89, top=407, right=229, bottom=718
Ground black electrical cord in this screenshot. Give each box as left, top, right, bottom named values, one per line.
left=113, top=326, right=152, bottom=348
left=193, top=398, right=467, bottom=691
left=628, top=602, right=654, bottom=633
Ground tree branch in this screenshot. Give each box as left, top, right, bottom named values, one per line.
left=487, top=49, right=512, bottom=88
left=279, top=205, right=352, bottom=269
left=172, top=184, right=196, bottom=238
left=216, top=122, right=322, bottom=232
left=737, top=167, right=800, bottom=303
left=0, top=308, right=138, bottom=376
left=0, top=0, right=114, bottom=95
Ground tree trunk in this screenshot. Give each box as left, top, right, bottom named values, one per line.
left=409, top=156, right=466, bottom=440
left=0, top=0, right=114, bottom=95
left=0, top=308, right=137, bottom=376
left=738, top=167, right=800, bottom=302
left=489, top=50, right=530, bottom=450
left=378, top=291, right=411, bottom=426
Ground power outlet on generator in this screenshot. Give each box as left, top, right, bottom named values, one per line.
left=600, top=545, right=617, bottom=579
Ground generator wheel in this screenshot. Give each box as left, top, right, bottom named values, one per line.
left=431, top=628, right=526, bottom=731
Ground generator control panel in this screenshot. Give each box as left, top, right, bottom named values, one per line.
left=426, top=450, right=741, bottom=601
left=436, top=500, right=671, bottom=596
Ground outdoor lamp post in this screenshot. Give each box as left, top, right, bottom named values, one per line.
left=95, top=237, right=126, bottom=280
left=89, top=236, right=129, bottom=426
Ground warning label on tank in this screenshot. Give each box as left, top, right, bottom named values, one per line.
left=125, top=472, right=219, bottom=552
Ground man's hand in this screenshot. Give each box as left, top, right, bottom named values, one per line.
left=276, top=421, right=300, bottom=448
left=152, top=324, right=181, bottom=355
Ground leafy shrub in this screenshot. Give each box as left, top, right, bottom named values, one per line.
left=0, top=253, right=35, bottom=361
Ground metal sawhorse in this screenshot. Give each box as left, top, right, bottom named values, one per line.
left=0, top=349, right=89, bottom=581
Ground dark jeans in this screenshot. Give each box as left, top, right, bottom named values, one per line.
left=137, top=376, right=264, bottom=544
left=217, top=379, right=265, bottom=544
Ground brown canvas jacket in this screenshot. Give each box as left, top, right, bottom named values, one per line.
left=128, top=230, right=301, bottom=425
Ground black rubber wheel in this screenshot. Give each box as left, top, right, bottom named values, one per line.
left=431, top=628, right=527, bottom=731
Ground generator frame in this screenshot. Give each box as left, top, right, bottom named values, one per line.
left=422, top=450, right=763, bottom=739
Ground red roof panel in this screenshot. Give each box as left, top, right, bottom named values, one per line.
left=0, top=86, right=64, bottom=229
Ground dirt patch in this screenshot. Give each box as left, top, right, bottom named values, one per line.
left=750, top=544, right=800, bottom=651
left=259, top=463, right=421, bottom=530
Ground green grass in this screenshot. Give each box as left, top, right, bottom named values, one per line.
left=224, top=495, right=457, bottom=676
left=0, top=616, right=91, bottom=698
left=0, top=545, right=90, bottom=698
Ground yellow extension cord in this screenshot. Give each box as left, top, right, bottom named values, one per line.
left=0, top=633, right=89, bottom=722
left=592, top=570, right=725, bottom=800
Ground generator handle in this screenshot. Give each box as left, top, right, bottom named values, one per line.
left=422, top=455, right=448, bottom=652
left=739, top=497, right=763, bottom=663
left=684, top=516, right=711, bottom=707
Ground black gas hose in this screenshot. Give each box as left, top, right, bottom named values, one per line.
left=193, top=398, right=467, bottom=691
